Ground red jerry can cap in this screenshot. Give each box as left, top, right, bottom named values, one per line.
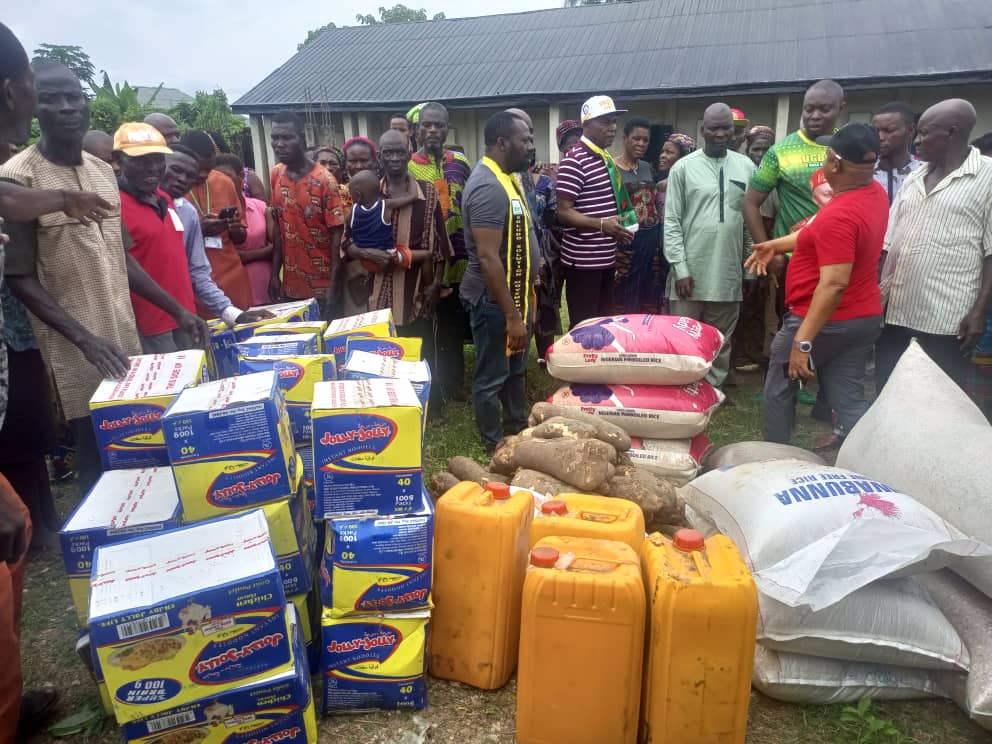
left=487, top=482, right=511, bottom=500
left=673, top=529, right=706, bottom=553
left=530, top=546, right=560, bottom=568
left=540, top=499, right=567, bottom=515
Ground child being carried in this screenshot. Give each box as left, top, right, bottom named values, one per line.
left=348, top=170, right=419, bottom=273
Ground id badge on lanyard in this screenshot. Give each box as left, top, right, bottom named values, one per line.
left=190, top=184, right=221, bottom=248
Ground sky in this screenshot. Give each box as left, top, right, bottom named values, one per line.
left=7, top=0, right=556, bottom=102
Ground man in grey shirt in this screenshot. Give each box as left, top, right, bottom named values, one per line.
left=460, top=111, right=540, bottom=453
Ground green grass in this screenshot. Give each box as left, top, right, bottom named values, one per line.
left=18, top=349, right=990, bottom=743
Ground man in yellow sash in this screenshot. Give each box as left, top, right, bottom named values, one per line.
left=460, top=111, right=540, bottom=454
left=556, top=95, right=637, bottom=327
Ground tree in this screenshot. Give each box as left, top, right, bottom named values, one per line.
left=356, top=5, right=445, bottom=24
left=298, top=23, right=337, bottom=52
left=170, top=90, right=247, bottom=151
left=298, top=5, right=446, bottom=52
left=89, top=72, right=155, bottom=133
left=32, top=43, right=96, bottom=87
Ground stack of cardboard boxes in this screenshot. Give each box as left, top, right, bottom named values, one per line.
left=162, top=371, right=317, bottom=613
left=69, top=351, right=207, bottom=720
left=312, top=377, right=434, bottom=714
left=63, top=301, right=439, bottom=736
left=67, top=340, right=319, bottom=740
left=89, top=511, right=316, bottom=743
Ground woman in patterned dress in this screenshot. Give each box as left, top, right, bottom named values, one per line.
left=613, top=117, right=663, bottom=314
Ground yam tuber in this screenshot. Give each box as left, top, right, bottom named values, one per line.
left=429, top=471, right=460, bottom=498
left=447, top=456, right=511, bottom=486
left=489, top=435, right=522, bottom=476
left=606, top=465, right=682, bottom=524
left=510, top=469, right=596, bottom=498
left=531, top=417, right=599, bottom=441
left=529, top=403, right=631, bottom=452
left=512, top=438, right=615, bottom=491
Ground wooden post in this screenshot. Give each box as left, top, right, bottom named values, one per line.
left=775, top=94, right=791, bottom=141
left=548, top=102, right=561, bottom=163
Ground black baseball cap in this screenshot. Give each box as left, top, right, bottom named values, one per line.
left=816, top=123, right=880, bottom=164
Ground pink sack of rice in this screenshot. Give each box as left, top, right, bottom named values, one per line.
left=548, top=382, right=724, bottom=439
left=546, top=314, right=724, bottom=385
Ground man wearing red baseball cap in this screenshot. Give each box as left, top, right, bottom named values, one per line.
left=730, top=108, right=750, bottom=151
left=113, top=122, right=208, bottom=354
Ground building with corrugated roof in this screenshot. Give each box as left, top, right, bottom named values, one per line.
left=135, top=86, right=194, bottom=111
left=233, top=0, right=992, bottom=178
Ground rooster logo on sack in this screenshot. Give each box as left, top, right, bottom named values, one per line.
left=852, top=493, right=901, bottom=520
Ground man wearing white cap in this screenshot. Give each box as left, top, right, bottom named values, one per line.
left=556, top=95, right=637, bottom=327
left=113, top=122, right=208, bottom=354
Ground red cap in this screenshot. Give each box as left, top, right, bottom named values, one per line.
left=730, top=108, right=749, bottom=126
left=487, top=482, right=511, bottom=500
left=540, top=499, right=567, bottom=515
left=673, top=529, right=705, bottom=553
left=530, top=546, right=560, bottom=568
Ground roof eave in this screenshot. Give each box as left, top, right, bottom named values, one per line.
left=231, top=70, right=992, bottom=115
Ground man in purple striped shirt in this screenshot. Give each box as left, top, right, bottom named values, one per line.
left=556, top=95, right=635, bottom=327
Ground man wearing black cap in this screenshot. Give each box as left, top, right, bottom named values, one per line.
left=746, top=123, right=888, bottom=445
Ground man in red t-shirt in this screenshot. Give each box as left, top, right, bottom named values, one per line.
left=113, top=122, right=207, bottom=353
left=746, top=123, right=888, bottom=444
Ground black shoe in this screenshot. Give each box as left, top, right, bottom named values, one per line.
left=17, top=686, right=60, bottom=741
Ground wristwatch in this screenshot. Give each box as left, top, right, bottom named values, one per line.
left=794, top=340, right=813, bottom=353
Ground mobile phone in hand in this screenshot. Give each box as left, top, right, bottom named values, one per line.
left=218, top=206, right=238, bottom=220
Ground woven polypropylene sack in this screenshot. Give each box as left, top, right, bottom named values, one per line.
left=706, top=441, right=824, bottom=470
left=547, top=314, right=723, bottom=385
left=679, top=460, right=992, bottom=610
left=918, top=570, right=992, bottom=731
left=838, top=341, right=992, bottom=597
left=752, top=646, right=960, bottom=704
left=759, top=577, right=969, bottom=671
left=548, top=382, right=723, bottom=439
left=626, top=434, right=710, bottom=483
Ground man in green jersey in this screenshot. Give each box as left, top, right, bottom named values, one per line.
left=743, top=79, right=846, bottom=445
left=743, top=80, right=846, bottom=245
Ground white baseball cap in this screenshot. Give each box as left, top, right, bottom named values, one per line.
left=580, top=95, right=627, bottom=124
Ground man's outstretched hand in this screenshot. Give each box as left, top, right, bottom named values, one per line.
left=745, top=241, right=777, bottom=276
left=61, top=190, right=113, bottom=225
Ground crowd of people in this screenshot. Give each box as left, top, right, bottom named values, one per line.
left=1, top=19, right=992, bottom=739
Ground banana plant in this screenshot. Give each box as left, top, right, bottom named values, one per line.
left=89, top=72, right=160, bottom=134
